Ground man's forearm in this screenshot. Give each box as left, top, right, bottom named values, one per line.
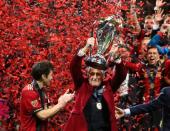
left=36, top=103, right=63, bottom=120
left=130, top=5, right=141, bottom=34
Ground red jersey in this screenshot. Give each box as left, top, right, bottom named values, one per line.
left=20, top=81, right=49, bottom=131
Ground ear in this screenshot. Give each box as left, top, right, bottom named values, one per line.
left=86, top=67, right=91, bottom=77
left=102, top=71, right=106, bottom=79
left=41, top=74, right=46, bottom=80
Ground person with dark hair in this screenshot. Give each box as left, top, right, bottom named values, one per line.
left=20, top=60, right=74, bottom=131
left=31, top=61, right=54, bottom=81
left=63, top=37, right=127, bottom=131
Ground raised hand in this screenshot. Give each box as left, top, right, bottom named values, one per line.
left=86, top=37, right=95, bottom=48
left=130, top=0, right=136, bottom=13
left=109, top=43, right=119, bottom=55
left=80, top=37, right=95, bottom=55
left=105, top=42, right=119, bottom=63
left=58, top=89, right=75, bottom=108
left=130, top=0, right=136, bottom=5
left=156, top=0, right=166, bottom=8
left=115, top=106, right=125, bottom=119
left=155, top=9, right=164, bottom=22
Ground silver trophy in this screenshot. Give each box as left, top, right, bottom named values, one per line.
left=85, top=16, right=118, bottom=70
left=96, top=15, right=118, bottom=55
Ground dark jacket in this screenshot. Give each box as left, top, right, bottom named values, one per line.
left=130, top=87, right=170, bottom=131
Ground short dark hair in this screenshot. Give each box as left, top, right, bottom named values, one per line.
left=31, top=60, right=53, bottom=81
left=145, top=15, right=153, bottom=21
left=147, top=46, right=158, bottom=52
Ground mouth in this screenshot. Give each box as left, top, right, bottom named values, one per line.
left=91, top=80, right=100, bottom=83
left=149, top=58, right=155, bottom=63
left=147, top=27, right=152, bottom=30
left=90, top=79, right=101, bottom=85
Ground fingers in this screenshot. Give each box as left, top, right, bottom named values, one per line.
left=64, top=89, right=75, bottom=95
left=63, top=89, right=75, bottom=101
left=63, top=92, right=75, bottom=103
left=158, top=9, right=164, bottom=15
left=155, top=9, right=164, bottom=17
left=115, top=111, right=121, bottom=119
left=64, top=89, right=70, bottom=94
left=115, top=106, right=123, bottom=112
left=86, top=37, right=95, bottom=48
left=161, top=0, right=167, bottom=6
left=58, top=91, right=75, bottom=108
left=162, top=2, right=166, bottom=5
left=67, top=93, right=75, bottom=102
left=115, top=106, right=125, bottom=119
left=110, top=44, right=119, bottom=54
left=131, top=0, right=136, bottom=4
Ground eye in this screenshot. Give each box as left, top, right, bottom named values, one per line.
left=163, top=25, right=167, bottom=29
left=89, top=72, right=95, bottom=76
left=96, top=73, right=102, bottom=76
left=89, top=72, right=102, bottom=76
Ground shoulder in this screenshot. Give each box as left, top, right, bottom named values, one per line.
left=160, top=87, right=170, bottom=100
left=158, top=87, right=170, bottom=106
left=23, top=84, right=34, bottom=91
left=165, top=60, right=170, bottom=66
left=161, top=87, right=170, bottom=94
left=21, top=84, right=38, bottom=98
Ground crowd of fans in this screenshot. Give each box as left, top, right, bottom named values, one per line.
left=110, top=0, right=170, bottom=130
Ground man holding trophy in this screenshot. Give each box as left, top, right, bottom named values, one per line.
left=63, top=32, right=127, bottom=131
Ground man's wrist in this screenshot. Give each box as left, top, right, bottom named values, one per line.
left=153, top=23, right=160, bottom=30
left=56, top=103, right=65, bottom=110
left=154, top=6, right=159, bottom=11
left=77, top=47, right=87, bottom=57
left=124, top=108, right=131, bottom=117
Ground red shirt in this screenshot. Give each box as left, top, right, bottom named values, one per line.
left=20, top=82, right=49, bottom=131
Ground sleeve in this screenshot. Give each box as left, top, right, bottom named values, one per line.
left=129, top=88, right=168, bottom=116
left=110, top=62, right=128, bottom=92
left=156, top=45, right=169, bottom=55
left=21, top=90, right=43, bottom=114
left=124, top=61, right=142, bottom=72
left=152, top=24, right=159, bottom=31
left=148, top=32, right=164, bottom=46
left=70, top=53, right=84, bottom=90
left=151, top=28, right=159, bottom=38
left=165, top=60, right=170, bottom=78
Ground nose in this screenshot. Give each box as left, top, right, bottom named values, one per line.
left=94, top=74, right=99, bottom=78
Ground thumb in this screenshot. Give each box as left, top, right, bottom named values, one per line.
left=115, top=106, right=122, bottom=112
left=72, top=91, right=75, bottom=95
left=64, top=89, right=70, bottom=94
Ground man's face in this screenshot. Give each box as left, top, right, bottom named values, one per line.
left=42, top=70, right=53, bottom=86
left=140, top=37, right=150, bottom=56
left=144, top=18, right=154, bottom=33
left=168, top=27, right=170, bottom=39
left=118, top=47, right=130, bottom=61
left=164, top=17, right=170, bottom=24
left=147, top=48, right=160, bottom=65
left=88, top=67, right=104, bottom=87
